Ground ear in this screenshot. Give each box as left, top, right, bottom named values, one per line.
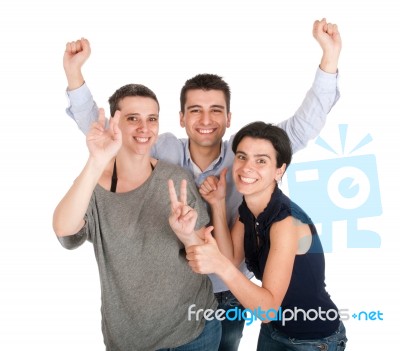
left=275, top=163, right=287, bottom=182
left=179, top=111, right=185, bottom=128
left=226, top=112, right=232, bottom=128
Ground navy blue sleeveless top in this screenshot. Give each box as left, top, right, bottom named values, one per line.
left=239, top=187, right=340, bottom=339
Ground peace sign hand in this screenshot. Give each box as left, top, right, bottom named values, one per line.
left=168, top=179, right=199, bottom=247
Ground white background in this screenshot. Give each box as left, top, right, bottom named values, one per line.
left=0, top=0, right=399, bottom=349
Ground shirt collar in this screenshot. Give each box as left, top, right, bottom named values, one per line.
left=185, top=140, right=225, bottom=173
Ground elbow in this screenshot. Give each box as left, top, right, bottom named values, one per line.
left=52, top=214, right=80, bottom=238
left=53, top=212, right=65, bottom=237
left=53, top=222, right=70, bottom=238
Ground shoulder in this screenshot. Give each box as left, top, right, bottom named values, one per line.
left=156, top=132, right=186, bottom=147
left=153, top=133, right=188, bottom=165
left=155, top=160, right=193, bottom=180
left=269, top=216, right=300, bottom=250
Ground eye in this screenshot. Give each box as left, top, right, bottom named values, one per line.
left=236, top=154, right=246, bottom=161
left=257, top=159, right=266, bottom=164
left=127, top=116, right=137, bottom=122
left=189, top=109, right=200, bottom=114
left=211, top=109, right=222, bottom=113
left=149, top=117, right=158, bottom=122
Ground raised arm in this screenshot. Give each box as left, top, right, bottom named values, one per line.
left=53, top=109, right=121, bottom=237
left=63, top=38, right=100, bottom=134
left=277, top=18, right=342, bottom=153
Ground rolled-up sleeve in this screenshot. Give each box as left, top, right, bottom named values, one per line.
left=278, top=68, right=340, bottom=153
left=65, top=83, right=100, bottom=135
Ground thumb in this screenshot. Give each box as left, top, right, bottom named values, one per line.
left=219, top=168, right=228, bottom=186
left=81, top=37, right=91, bottom=52
left=204, top=226, right=216, bottom=244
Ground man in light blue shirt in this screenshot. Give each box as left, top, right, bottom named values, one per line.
left=62, top=18, right=341, bottom=351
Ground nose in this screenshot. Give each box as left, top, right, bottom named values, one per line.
left=199, top=111, right=212, bottom=125
left=137, top=119, right=149, bottom=132
left=241, top=159, right=254, bottom=173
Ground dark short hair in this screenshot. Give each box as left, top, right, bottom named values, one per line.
left=232, top=121, right=292, bottom=168
left=180, top=74, right=231, bottom=113
left=108, top=84, right=159, bottom=116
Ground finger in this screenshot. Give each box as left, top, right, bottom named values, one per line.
left=180, top=179, right=187, bottom=205
left=326, top=23, right=333, bottom=35
left=199, top=187, right=207, bottom=196
left=219, top=168, right=228, bottom=186
left=65, top=42, right=72, bottom=54
left=204, top=227, right=216, bottom=244
left=111, top=110, right=120, bottom=124
left=98, top=108, right=106, bottom=127
left=110, top=111, right=121, bottom=139
left=70, top=41, right=77, bottom=54
left=201, top=180, right=215, bottom=193
left=313, top=19, right=324, bottom=36
left=81, top=37, right=91, bottom=53
left=186, top=246, right=196, bottom=256
left=168, top=179, right=179, bottom=206
left=180, top=207, right=197, bottom=222
left=89, top=122, right=104, bottom=134
left=75, top=40, right=83, bottom=52
left=204, top=226, right=214, bottom=237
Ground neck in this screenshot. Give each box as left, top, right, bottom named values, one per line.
left=101, top=149, right=155, bottom=193
left=189, top=142, right=221, bottom=171
left=116, top=149, right=153, bottom=176
left=245, top=184, right=277, bottom=218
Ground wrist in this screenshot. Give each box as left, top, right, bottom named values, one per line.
left=215, top=254, right=234, bottom=277
left=210, top=198, right=226, bottom=211
left=65, top=70, right=85, bottom=91
left=86, top=156, right=109, bottom=176
left=319, top=52, right=340, bottom=74
left=183, top=231, right=204, bottom=248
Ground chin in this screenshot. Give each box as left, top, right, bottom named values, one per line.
left=234, top=183, right=249, bottom=195
left=132, top=147, right=152, bottom=155
left=197, top=138, right=220, bottom=147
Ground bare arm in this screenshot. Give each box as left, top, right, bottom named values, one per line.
left=187, top=216, right=303, bottom=315
left=199, top=169, right=234, bottom=261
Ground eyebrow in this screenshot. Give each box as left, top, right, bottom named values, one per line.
left=186, top=104, right=225, bottom=110
left=125, top=113, right=159, bottom=117
left=236, top=151, right=271, bottom=159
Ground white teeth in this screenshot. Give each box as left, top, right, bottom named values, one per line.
left=135, top=137, right=150, bottom=143
left=240, top=176, right=257, bottom=184
left=199, top=129, right=213, bottom=134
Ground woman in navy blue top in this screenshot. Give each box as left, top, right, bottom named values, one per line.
left=187, top=122, right=347, bottom=350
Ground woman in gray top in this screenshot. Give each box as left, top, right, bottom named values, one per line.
left=53, top=84, right=220, bottom=350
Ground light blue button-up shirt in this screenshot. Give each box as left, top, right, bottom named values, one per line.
left=65, top=68, right=340, bottom=292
